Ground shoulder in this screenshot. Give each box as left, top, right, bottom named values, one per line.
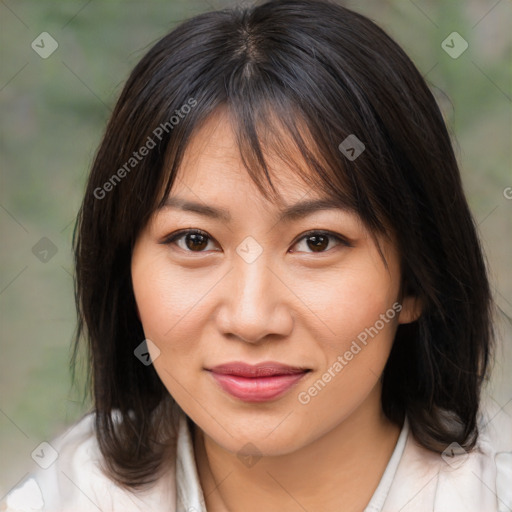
left=383, top=401, right=512, bottom=512
left=1, top=412, right=178, bottom=512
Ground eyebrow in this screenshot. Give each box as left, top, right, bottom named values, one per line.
left=161, top=196, right=352, bottom=223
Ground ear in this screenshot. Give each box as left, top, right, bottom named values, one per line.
left=397, top=294, right=423, bottom=324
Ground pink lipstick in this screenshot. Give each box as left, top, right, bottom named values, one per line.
left=208, top=362, right=309, bottom=402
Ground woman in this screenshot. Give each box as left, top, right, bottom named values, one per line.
left=3, top=0, right=511, bottom=510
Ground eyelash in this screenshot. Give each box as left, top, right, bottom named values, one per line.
left=160, top=228, right=352, bottom=254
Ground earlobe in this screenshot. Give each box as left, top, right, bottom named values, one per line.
left=398, top=295, right=423, bottom=324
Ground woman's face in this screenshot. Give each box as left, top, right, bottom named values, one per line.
left=131, top=111, right=419, bottom=457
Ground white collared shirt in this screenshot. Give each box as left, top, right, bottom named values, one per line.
left=2, top=403, right=511, bottom=512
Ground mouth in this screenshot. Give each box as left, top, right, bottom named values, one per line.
left=207, top=361, right=311, bottom=402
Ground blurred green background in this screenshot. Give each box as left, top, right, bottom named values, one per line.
left=1, top=0, right=511, bottom=495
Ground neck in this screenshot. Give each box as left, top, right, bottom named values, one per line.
left=193, top=386, right=402, bottom=512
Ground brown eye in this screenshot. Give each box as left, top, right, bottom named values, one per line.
left=305, top=234, right=329, bottom=252
left=184, top=232, right=209, bottom=251
left=161, top=229, right=217, bottom=252
left=291, top=231, right=348, bottom=253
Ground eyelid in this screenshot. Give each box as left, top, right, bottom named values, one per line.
left=159, top=228, right=353, bottom=252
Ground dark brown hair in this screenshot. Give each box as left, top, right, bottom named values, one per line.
left=73, top=0, right=494, bottom=489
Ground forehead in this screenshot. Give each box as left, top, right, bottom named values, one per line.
left=171, top=108, right=332, bottom=210
left=157, top=112, right=360, bottom=232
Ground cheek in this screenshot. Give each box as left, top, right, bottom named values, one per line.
left=296, top=287, right=399, bottom=433
left=312, top=254, right=399, bottom=349
left=132, top=249, right=194, bottom=332
left=131, top=252, right=211, bottom=352
left=298, top=252, right=400, bottom=408
left=131, top=254, right=214, bottom=404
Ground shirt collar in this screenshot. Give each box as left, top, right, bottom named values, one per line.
left=175, top=413, right=208, bottom=512
left=364, top=416, right=410, bottom=511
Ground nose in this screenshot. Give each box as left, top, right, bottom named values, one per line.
left=216, top=255, right=294, bottom=344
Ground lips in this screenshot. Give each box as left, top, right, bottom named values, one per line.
left=207, top=362, right=310, bottom=402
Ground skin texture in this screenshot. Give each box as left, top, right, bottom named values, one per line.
left=131, top=110, right=421, bottom=511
